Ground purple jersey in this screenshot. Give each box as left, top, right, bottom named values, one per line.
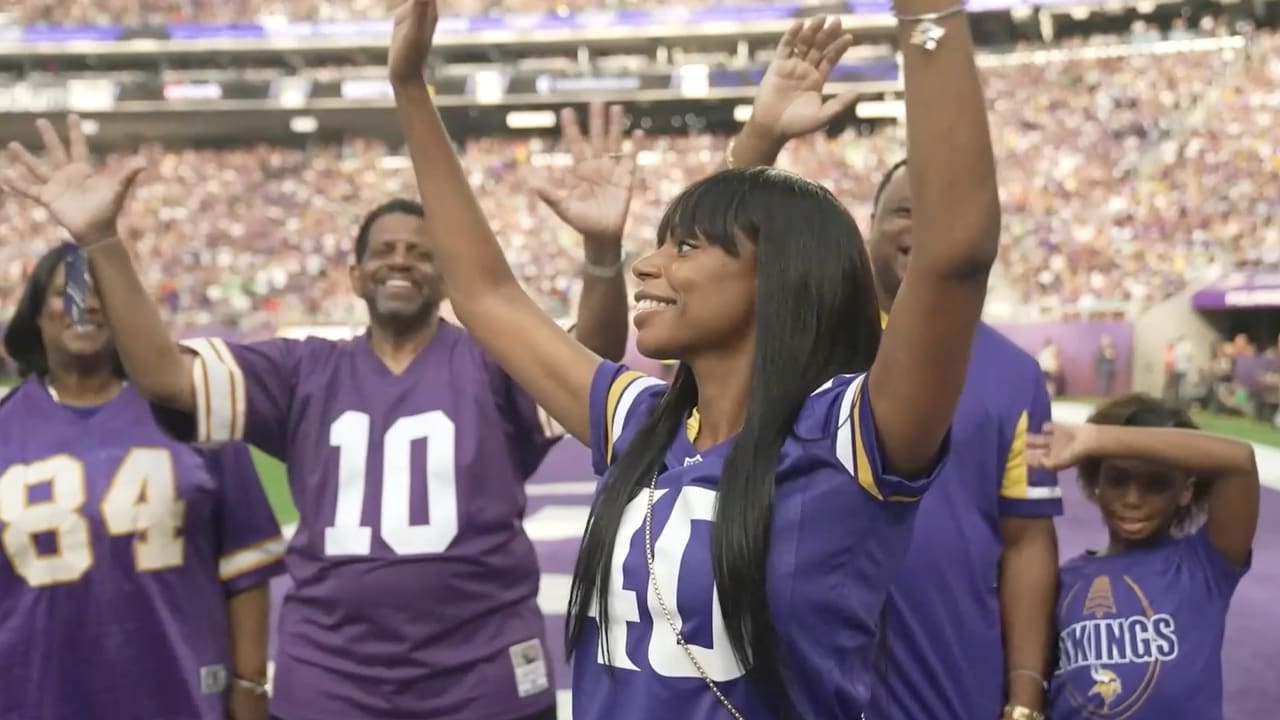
left=871, top=323, right=1063, bottom=719
left=572, top=361, right=948, bottom=720
left=0, top=380, right=285, bottom=720
left=1049, top=529, right=1248, bottom=720
left=166, top=323, right=561, bottom=720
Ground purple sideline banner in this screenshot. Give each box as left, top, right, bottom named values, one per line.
left=991, top=320, right=1134, bottom=398
left=1191, top=271, right=1280, bottom=311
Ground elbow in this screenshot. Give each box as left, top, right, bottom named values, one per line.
left=133, top=363, right=192, bottom=412
left=920, top=196, right=1001, bottom=282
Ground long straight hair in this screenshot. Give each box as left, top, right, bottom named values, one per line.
left=565, top=167, right=883, bottom=712
left=3, top=244, right=125, bottom=379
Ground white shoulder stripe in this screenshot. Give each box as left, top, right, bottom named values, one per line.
left=833, top=374, right=866, bottom=478
left=611, top=377, right=665, bottom=446
left=208, top=338, right=247, bottom=442
left=179, top=338, right=243, bottom=444
left=536, top=404, right=566, bottom=440
left=1023, top=486, right=1064, bottom=500
left=218, top=535, right=287, bottom=581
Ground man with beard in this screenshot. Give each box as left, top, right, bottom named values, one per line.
left=1, top=108, right=630, bottom=720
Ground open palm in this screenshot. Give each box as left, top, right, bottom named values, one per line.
left=1, top=115, right=145, bottom=246
left=534, top=103, right=638, bottom=241
left=751, top=16, right=858, bottom=140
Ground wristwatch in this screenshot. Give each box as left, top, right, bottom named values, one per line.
left=1003, top=705, right=1046, bottom=720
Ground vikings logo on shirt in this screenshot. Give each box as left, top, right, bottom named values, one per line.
left=1054, top=574, right=1180, bottom=716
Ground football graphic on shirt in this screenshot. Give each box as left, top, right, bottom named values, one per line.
left=1055, top=573, right=1178, bottom=717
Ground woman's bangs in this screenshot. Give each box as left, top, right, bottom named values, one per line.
left=655, top=172, right=757, bottom=256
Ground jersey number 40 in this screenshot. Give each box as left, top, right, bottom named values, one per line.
left=0, top=449, right=184, bottom=588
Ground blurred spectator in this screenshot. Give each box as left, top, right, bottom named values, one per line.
left=12, top=0, right=786, bottom=27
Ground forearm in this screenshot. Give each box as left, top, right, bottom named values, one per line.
left=227, top=585, right=270, bottom=681
left=86, top=239, right=192, bottom=409
left=895, top=0, right=999, bottom=275
left=726, top=120, right=787, bottom=169
left=226, top=586, right=270, bottom=720
left=1084, top=425, right=1255, bottom=480
left=392, top=80, right=522, bottom=310
left=999, top=519, right=1058, bottom=712
left=571, top=239, right=629, bottom=361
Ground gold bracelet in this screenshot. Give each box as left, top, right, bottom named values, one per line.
left=1003, top=704, right=1045, bottom=720
left=1008, top=668, right=1048, bottom=689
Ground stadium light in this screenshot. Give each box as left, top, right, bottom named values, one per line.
left=505, top=110, right=558, bottom=130
left=289, top=115, right=318, bottom=134
left=677, top=64, right=710, bottom=98
left=79, top=118, right=100, bottom=136
left=856, top=99, right=905, bottom=120
left=733, top=104, right=753, bottom=123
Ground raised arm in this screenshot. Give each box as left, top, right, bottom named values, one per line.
left=726, top=16, right=858, bottom=169
left=390, top=1, right=632, bottom=444
left=866, top=1, right=1001, bottom=478
left=1029, top=422, right=1259, bottom=568
left=539, top=103, right=634, bottom=363
left=2, top=116, right=196, bottom=412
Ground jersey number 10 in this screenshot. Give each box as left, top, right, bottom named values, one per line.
left=0, top=449, right=184, bottom=588
left=324, top=409, right=459, bottom=557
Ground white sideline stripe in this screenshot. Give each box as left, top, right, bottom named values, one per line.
left=538, top=572, right=572, bottom=617
left=526, top=481, right=598, bottom=496
left=524, top=505, right=592, bottom=542
left=1052, top=401, right=1280, bottom=491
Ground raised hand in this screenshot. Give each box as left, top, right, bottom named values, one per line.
left=748, top=16, right=858, bottom=142
left=1, top=115, right=145, bottom=246
left=1025, top=422, right=1097, bottom=471
left=389, top=0, right=439, bottom=86
left=533, top=103, right=639, bottom=242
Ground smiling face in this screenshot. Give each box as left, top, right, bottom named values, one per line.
left=38, top=262, right=115, bottom=369
left=349, top=211, right=444, bottom=330
left=1092, top=459, right=1194, bottom=548
left=630, top=230, right=757, bottom=362
left=867, top=164, right=911, bottom=307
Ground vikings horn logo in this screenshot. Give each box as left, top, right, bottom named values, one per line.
left=1088, top=665, right=1122, bottom=709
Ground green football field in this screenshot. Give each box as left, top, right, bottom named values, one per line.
left=249, top=449, right=297, bottom=526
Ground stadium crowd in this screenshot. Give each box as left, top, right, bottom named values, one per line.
left=9, top=0, right=787, bottom=28
left=4, top=30, right=1276, bottom=340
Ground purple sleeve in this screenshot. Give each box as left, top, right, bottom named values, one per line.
left=1183, top=526, right=1250, bottom=601
left=587, top=360, right=667, bottom=477
left=203, top=442, right=286, bottom=595
left=486, top=358, right=565, bottom=480
left=823, top=373, right=947, bottom=502
left=168, top=337, right=301, bottom=459
left=999, top=370, right=1065, bottom=517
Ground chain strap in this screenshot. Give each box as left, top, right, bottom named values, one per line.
left=643, top=471, right=746, bottom=720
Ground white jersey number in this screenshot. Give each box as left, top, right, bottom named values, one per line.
left=589, top=485, right=746, bottom=681
left=324, top=410, right=459, bottom=557
left=0, top=449, right=185, bottom=588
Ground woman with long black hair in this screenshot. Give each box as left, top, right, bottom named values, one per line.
left=384, top=1, right=999, bottom=717
left=384, top=1, right=1000, bottom=718
left=0, top=243, right=285, bottom=720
